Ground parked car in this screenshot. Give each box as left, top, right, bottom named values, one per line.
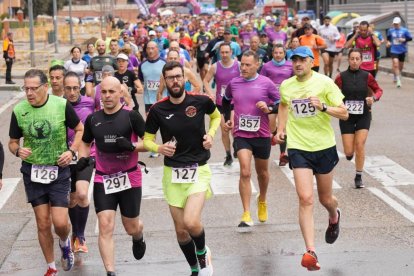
left=81, top=16, right=100, bottom=24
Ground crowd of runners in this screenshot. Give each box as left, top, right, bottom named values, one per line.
left=0, top=10, right=411, bottom=276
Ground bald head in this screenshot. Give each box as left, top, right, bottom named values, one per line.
left=100, top=76, right=122, bottom=112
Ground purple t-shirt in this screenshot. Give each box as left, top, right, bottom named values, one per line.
left=239, top=31, right=258, bottom=51
left=266, top=28, right=287, bottom=45
left=225, top=74, right=279, bottom=138
left=215, top=60, right=240, bottom=106
left=260, top=60, right=293, bottom=95
left=128, top=55, right=140, bottom=72
left=67, top=95, right=94, bottom=146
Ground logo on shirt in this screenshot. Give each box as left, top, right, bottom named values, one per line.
left=166, top=114, right=174, bottom=119
left=185, top=106, right=197, bottom=118
left=29, top=119, right=51, bottom=139
left=21, top=112, right=29, bottom=117
left=104, top=134, right=117, bottom=143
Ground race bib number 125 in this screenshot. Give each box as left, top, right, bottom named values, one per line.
left=291, top=99, right=317, bottom=118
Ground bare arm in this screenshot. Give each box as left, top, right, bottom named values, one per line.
left=202, top=64, right=216, bottom=99
left=184, top=68, right=201, bottom=93
left=156, top=78, right=166, bottom=101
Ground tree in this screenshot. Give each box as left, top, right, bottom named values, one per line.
left=23, top=0, right=68, bottom=18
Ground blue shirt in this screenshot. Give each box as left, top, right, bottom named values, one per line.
left=387, top=27, right=413, bottom=54
left=212, top=41, right=241, bottom=62
left=138, top=57, right=166, bottom=105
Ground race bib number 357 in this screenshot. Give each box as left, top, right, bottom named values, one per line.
left=31, top=165, right=58, bottom=184
left=172, top=165, right=198, bottom=184
left=291, top=99, right=317, bottom=118
left=239, top=115, right=260, bottom=132
left=103, top=172, right=132, bottom=194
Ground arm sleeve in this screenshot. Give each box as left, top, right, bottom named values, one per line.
left=9, top=112, right=22, bottom=139
left=143, top=132, right=159, bottom=153
left=222, top=82, right=233, bottom=122
left=129, top=111, right=146, bottom=138
left=334, top=74, right=343, bottom=89
left=367, top=73, right=383, bottom=101
left=0, top=142, right=4, bottom=179
left=65, top=101, right=81, bottom=129
left=207, top=107, right=221, bottom=138
left=82, top=114, right=94, bottom=143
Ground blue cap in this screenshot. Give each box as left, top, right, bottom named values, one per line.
left=291, top=46, right=314, bottom=59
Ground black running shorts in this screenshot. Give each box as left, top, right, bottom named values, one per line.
left=288, top=146, right=339, bottom=174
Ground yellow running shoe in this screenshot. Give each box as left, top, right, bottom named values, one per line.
left=257, top=194, right=268, bottom=223
left=237, top=211, right=254, bottom=233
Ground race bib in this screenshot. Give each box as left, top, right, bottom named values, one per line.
left=220, top=85, right=227, bottom=97
left=31, top=165, right=59, bottom=184
left=392, top=38, right=401, bottom=45
left=291, top=99, right=317, bottom=118
left=345, top=100, right=364, bottom=115
left=239, top=115, right=260, bottom=132
left=172, top=165, right=198, bottom=184
left=146, top=80, right=160, bottom=90
left=243, top=39, right=250, bottom=45
left=69, top=152, right=78, bottom=165
left=95, top=71, right=103, bottom=82
left=275, top=39, right=284, bottom=45
left=200, top=43, right=208, bottom=51
left=103, top=172, right=132, bottom=194
left=362, top=53, right=372, bottom=62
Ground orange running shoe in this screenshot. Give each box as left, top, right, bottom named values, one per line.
left=301, top=250, right=321, bottom=271
left=73, top=237, right=88, bottom=253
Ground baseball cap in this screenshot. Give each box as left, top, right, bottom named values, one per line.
left=259, top=32, right=267, bottom=37
left=393, top=17, right=401, bottom=24
left=302, top=16, right=310, bottom=21
left=156, top=26, right=164, bottom=32
left=274, top=20, right=281, bottom=26
left=291, top=46, right=314, bottom=59
left=149, top=30, right=156, bottom=36
left=102, top=65, right=115, bottom=73
left=224, top=28, right=231, bottom=34
left=122, top=30, right=131, bottom=36
left=265, top=15, right=274, bottom=22
left=116, top=53, right=129, bottom=61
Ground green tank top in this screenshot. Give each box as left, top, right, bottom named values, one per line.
left=14, top=95, right=68, bottom=165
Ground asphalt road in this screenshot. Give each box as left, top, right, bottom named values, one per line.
left=0, top=70, right=414, bottom=276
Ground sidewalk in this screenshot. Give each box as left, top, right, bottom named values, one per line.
left=378, top=44, right=414, bottom=78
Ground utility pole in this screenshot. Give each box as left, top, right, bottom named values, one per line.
left=53, top=0, right=58, bottom=53
left=69, top=0, right=74, bottom=44
left=28, top=0, right=35, bottom=67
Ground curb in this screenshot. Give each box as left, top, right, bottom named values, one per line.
left=378, top=65, right=414, bottom=79
left=0, top=85, right=21, bottom=92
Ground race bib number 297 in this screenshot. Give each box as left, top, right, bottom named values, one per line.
left=103, top=172, right=132, bottom=194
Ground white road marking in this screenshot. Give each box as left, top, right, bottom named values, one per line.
left=0, top=178, right=20, bottom=210
left=368, top=187, right=414, bottom=223
left=363, top=156, right=414, bottom=186
left=384, top=187, right=414, bottom=209
left=0, top=92, right=25, bottom=115
left=276, top=161, right=342, bottom=189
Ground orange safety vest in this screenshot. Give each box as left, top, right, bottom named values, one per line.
left=3, top=38, right=15, bottom=59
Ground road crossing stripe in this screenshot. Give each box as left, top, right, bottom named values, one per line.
left=368, top=187, right=414, bottom=223
left=275, top=161, right=342, bottom=189
left=384, top=187, right=414, bottom=209
left=0, top=178, right=20, bottom=210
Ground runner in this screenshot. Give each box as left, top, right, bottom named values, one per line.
left=276, top=46, right=348, bottom=271
left=78, top=76, right=147, bottom=276
left=203, top=43, right=240, bottom=166
left=344, top=21, right=381, bottom=77
left=193, top=22, right=213, bottom=80
left=9, top=69, right=83, bottom=276
left=64, top=72, right=95, bottom=254
left=299, top=23, right=326, bottom=72
left=144, top=61, right=220, bottom=276
left=222, top=50, right=280, bottom=232
left=48, top=65, right=66, bottom=97
left=260, top=44, right=293, bottom=166
left=64, top=46, right=88, bottom=95
left=318, top=16, right=340, bottom=78
left=386, top=16, right=413, bottom=88
left=244, top=36, right=269, bottom=71
left=335, top=48, right=383, bottom=188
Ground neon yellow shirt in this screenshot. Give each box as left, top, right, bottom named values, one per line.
left=280, top=72, right=344, bottom=152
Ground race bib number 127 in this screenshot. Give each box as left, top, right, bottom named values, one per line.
left=172, top=165, right=198, bottom=184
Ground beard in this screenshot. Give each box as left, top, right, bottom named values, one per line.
left=167, top=84, right=185, bottom=98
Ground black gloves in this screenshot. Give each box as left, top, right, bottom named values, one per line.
left=116, top=136, right=135, bottom=152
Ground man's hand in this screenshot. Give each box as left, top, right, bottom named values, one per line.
left=203, top=134, right=213, bottom=150
left=275, top=130, right=286, bottom=144
left=158, top=142, right=176, bottom=157
left=256, top=101, right=270, bottom=114
left=308, top=96, right=323, bottom=111
left=18, top=147, right=32, bottom=160
left=57, top=151, right=73, bottom=167
left=223, top=120, right=233, bottom=132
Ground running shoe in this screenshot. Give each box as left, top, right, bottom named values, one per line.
left=107, top=272, right=116, bottom=276
left=237, top=211, right=254, bottom=232
left=256, top=194, right=268, bottom=223
left=301, top=250, right=321, bottom=271
left=393, top=75, right=397, bottom=83
left=59, top=239, right=74, bottom=271
left=325, top=208, right=341, bottom=244
left=396, top=79, right=402, bottom=88
left=73, top=237, right=88, bottom=253
left=198, top=246, right=213, bottom=276
left=132, top=237, right=146, bottom=260
left=354, top=176, right=364, bottom=189
left=44, top=267, right=58, bottom=276
left=149, top=152, right=160, bottom=158
left=223, top=155, right=233, bottom=166
left=278, top=153, right=289, bottom=167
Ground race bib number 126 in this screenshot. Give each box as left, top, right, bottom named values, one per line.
left=31, top=165, right=58, bottom=184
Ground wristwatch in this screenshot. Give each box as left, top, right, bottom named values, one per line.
left=69, top=149, right=77, bottom=161
left=321, top=103, right=328, bottom=112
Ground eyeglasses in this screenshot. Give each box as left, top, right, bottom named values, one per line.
left=165, top=74, right=184, bottom=82
left=64, top=86, right=80, bottom=92
left=21, top=83, right=45, bottom=93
